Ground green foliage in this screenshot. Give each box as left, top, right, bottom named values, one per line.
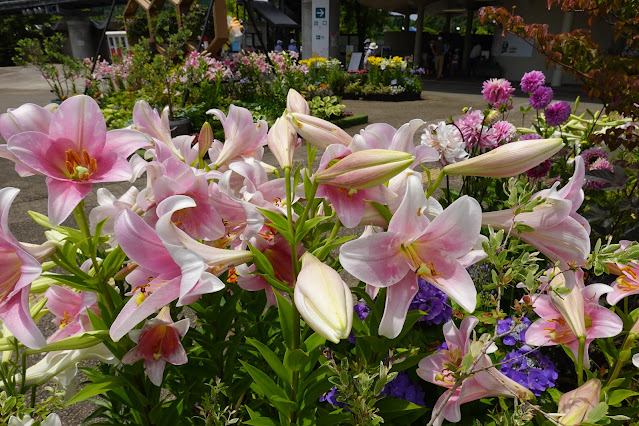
left=309, top=96, right=346, bottom=120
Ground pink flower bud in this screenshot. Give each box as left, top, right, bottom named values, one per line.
left=197, top=121, right=213, bottom=159
left=267, top=115, right=298, bottom=169
left=557, top=379, right=601, bottom=425
left=287, top=112, right=351, bottom=150
left=443, top=138, right=563, bottom=178
left=314, top=149, right=414, bottom=190
left=286, top=89, right=310, bottom=115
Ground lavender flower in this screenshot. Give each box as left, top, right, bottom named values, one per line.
left=545, top=101, right=571, bottom=126
left=529, top=86, right=554, bottom=110
left=348, top=302, right=371, bottom=343
left=499, top=346, right=558, bottom=396
left=320, top=387, right=346, bottom=407
left=497, top=317, right=532, bottom=346
left=520, top=71, right=545, bottom=93
left=408, top=278, right=452, bottom=325
left=381, top=371, right=426, bottom=406
left=526, top=160, right=552, bottom=179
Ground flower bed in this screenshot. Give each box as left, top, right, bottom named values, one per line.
left=1, top=63, right=639, bottom=425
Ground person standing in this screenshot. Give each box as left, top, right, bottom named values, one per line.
left=363, top=41, right=378, bottom=70
left=274, top=40, right=284, bottom=52
left=288, top=39, right=298, bottom=53
left=433, top=35, right=445, bottom=80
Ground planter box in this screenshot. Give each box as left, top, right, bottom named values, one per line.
left=341, top=92, right=422, bottom=102
left=330, top=114, right=368, bottom=128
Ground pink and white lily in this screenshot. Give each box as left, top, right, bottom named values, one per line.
left=121, top=306, right=189, bottom=386
left=45, top=284, right=99, bottom=343
left=0, top=187, right=54, bottom=349
left=482, top=156, right=590, bottom=265
left=525, top=269, right=623, bottom=367
left=207, top=105, right=268, bottom=169
left=0, top=103, right=53, bottom=176
left=340, top=174, right=483, bottom=338
left=7, top=95, right=151, bottom=225
left=417, top=316, right=534, bottom=426
left=605, top=240, right=639, bottom=305
left=555, top=378, right=601, bottom=425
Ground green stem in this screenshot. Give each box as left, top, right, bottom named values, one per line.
left=576, top=336, right=586, bottom=386
left=425, top=170, right=446, bottom=198
left=72, top=201, right=114, bottom=316
left=605, top=333, right=636, bottom=386
left=285, top=167, right=301, bottom=424
left=294, top=180, right=319, bottom=235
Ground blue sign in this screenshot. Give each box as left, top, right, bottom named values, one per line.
left=315, top=7, right=325, bottom=18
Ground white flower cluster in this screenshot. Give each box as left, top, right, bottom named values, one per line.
left=420, top=121, right=468, bottom=165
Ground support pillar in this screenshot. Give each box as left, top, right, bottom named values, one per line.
left=461, top=1, right=474, bottom=75
left=412, top=0, right=425, bottom=67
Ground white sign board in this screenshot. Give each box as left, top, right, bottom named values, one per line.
left=491, top=33, right=533, bottom=57
left=347, top=52, right=362, bottom=72
left=311, top=0, right=330, bottom=58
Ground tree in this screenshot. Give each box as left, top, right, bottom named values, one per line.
left=480, top=0, right=639, bottom=118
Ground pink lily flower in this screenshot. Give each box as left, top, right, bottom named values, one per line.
left=316, top=145, right=397, bottom=228
left=0, top=103, right=53, bottom=176
left=417, top=316, right=534, bottom=426
left=121, top=306, right=189, bottom=386
left=7, top=95, right=152, bottom=226
left=236, top=229, right=303, bottom=306
left=0, top=187, right=55, bottom=349
left=525, top=269, right=623, bottom=367
left=140, top=157, right=225, bottom=241
left=340, top=174, right=483, bottom=338
left=482, top=156, right=590, bottom=265
left=226, top=158, right=290, bottom=216
left=89, top=186, right=141, bottom=239
left=131, top=101, right=188, bottom=162
left=45, top=284, right=99, bottom=343
left=207, top=105, right=268, bottom=169
left=605, top=240, right=639, bottom=305
left=110, top=204, right=251, bottom=342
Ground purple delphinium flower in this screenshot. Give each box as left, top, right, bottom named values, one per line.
left=320, top=387, right=346, bottom=408
left=545, top=101, right=571, bottom=126
left=520, top=71, right=545, bottom=93
left=519, top=133, right=542, bottom=141
left=497, top=317, right=532, bottom=346
left=408, top=278, right=452, bottom=325
left=381, top=371, right=426, bottom=406
left=482, top=78, right=515, bottom=105
left=348, top=302, right=371, bottom=344
left=529, top=86, right=554, bottom=110
left=526, top=160, right=552, bottom=179
left=499, top=346, right=558, bottom=396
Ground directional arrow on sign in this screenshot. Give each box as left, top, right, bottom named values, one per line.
left=316, top=8, right=325, bottom=18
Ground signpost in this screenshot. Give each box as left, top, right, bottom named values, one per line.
left=311, top=0, right=330, bottom=58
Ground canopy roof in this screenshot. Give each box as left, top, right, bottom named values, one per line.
left=252, top=0, right=298, bottom=27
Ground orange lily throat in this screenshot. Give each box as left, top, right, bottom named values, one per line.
left=59, top=311, right=73, bottom=329
left=65, top=149, right=97, bottom=181
left=401, top=244, right=441, bottom=282
left=616, top=266, right=639, bottom=292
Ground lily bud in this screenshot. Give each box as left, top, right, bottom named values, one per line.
left=267, top=115, right=298, bottom=169
left=287, top=112, right=351, bottom=150
left=315, top=149, right=414, bottom=190
left=443, top=138, right=563, bottom=178
left=557, top=378, right=601, bottom=425
left=286, top=89, right=310, bottom=115
left=198, top=122, right=213, bottom=159
left=294, top=252, right=353, bottom=343
left=548, top=270, right=586, bottom=339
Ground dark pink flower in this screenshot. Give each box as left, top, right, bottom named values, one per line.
left=520, top=70, right=545, bottom=93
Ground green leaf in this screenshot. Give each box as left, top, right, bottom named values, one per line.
left=42, top=273, right=97, bottom=292
left=275, top=291, right=295, bottom=349
left=608, top=389, right=639, bottom=406
left=296, top=216, right=329, bottom=242
left=246, top=337, right=291, bottom=385
left=240, top=361, right=295, bottom=417
left=585, top=402, right=608, bottom=423
left=284, top=349, right=310, bottom=373
left=302, top=333, right=325, bottom=353
left=375, top=397, right=429, bottom=423
left=257, top=207, right=292, bottom=240
left=66, top=376, right=126, bottom=405
left=248, top=244, right=275, bottom=277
